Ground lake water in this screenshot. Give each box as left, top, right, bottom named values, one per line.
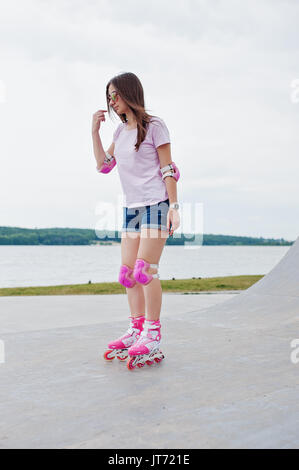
left=0, top=245, right=291, bottom=288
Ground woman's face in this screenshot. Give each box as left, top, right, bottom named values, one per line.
left=108, top=84, right=127, bottom=115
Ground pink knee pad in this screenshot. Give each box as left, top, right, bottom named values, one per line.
left=118, top=264, right=137, bottom=288
left=133, top=258, right=159, bottom=285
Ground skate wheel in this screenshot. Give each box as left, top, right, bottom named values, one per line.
left=146, top=360, right=154, bottom=366
left=117, top=355, right=127, bottom=361
left=154, top=353, right=164, bottom=363
left=127, top=358, right=136, bottom=370
left=103, top=350, right=115, bottom=361
left=137, top=363, right=145, bottom=368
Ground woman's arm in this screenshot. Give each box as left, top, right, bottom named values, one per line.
left=156, top=143, right=178, bottom=204
left=163, top=172, right=178, bottom=204
left=92, top=132, right=106, bottom=170
left=92, top=109, right=111, bottom=170
left=157, top=143, right=180, bottom=236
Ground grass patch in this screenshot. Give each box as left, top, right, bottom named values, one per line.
left=0, top=275, right=263, bottom=296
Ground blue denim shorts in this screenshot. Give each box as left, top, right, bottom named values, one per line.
left=122, top=198, right=170, bottom=232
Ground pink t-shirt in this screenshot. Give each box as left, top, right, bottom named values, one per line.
left=113, top=116, right=170, bottom=208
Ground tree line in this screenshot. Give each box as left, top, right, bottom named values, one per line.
left=0, top=227, right=293, bottom=246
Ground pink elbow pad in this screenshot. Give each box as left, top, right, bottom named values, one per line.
left=97, top=152, right=116, bottom=174
left=160, top=161, right=180, bottom=182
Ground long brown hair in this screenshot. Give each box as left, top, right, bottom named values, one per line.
left=106, top=72, right=157, bottom=152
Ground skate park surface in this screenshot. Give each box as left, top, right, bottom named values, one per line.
left=0, top=237, right=298, bottom=449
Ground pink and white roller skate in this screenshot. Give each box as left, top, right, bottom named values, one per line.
left=126, top=319, right=165, bottom=370
left=103, top=315, right=145, bottom=362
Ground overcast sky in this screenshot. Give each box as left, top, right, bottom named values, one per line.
left=0, top=0, right=298, bottom=240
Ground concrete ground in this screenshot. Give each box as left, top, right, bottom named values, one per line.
left=0, top=285, right=298, bottom=449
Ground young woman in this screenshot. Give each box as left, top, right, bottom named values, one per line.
left=92, top=72, right=180, bottom=370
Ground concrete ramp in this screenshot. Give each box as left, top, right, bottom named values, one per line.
left=195, top=236, right=299, bottom=330
left=248, top=237, right=299, bottom=298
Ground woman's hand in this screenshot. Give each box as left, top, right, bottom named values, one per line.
left=167, top=208, right=180, bottom=237
left=92, top=109, right=107, bottom=134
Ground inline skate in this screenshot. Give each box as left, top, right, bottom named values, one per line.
left=103, top=315, right=145, bottom=362
left=126, top=319, right=165, bottom=370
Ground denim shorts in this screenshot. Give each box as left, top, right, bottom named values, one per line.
left=122, top=198, right=170, bottom=232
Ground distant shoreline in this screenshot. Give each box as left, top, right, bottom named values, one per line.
left=0, top=226, right=294, bottom=246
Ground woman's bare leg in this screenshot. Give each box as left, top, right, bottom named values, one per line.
left=136, top=228, right=168, bottom=321
left=121, top=231, right=145, bottom=318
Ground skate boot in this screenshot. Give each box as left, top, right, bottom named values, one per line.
left=103, top=315, right=145, bottom=362
left=127, top=319, right=165, bottom=370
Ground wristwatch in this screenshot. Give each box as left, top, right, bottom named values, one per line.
left=170, top=202, right=180, bottom=210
